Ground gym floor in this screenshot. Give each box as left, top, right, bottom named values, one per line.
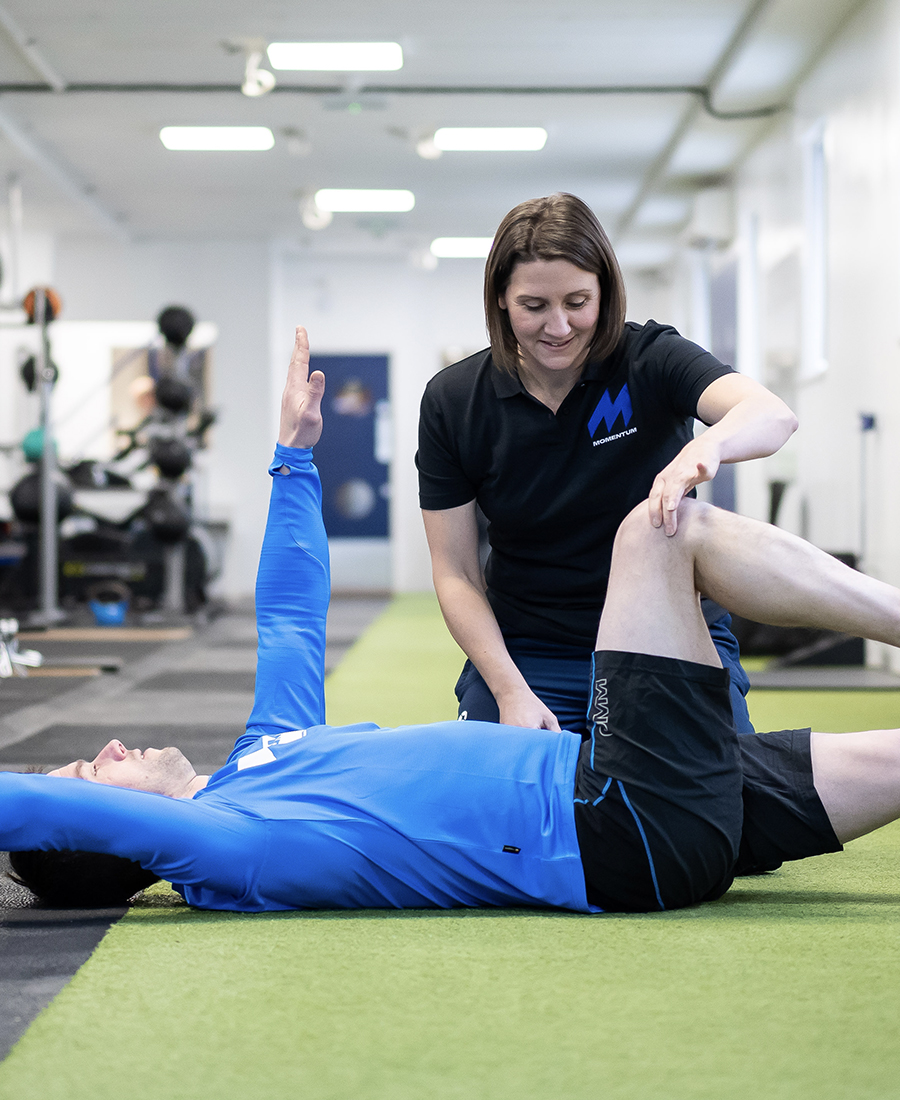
left=0, top=595, right=389, bottom=1060
left=0, top=597, right=898, bottom=1099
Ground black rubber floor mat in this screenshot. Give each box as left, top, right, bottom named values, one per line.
left=0, top=855, right=125, bottom=1062
left=137, top=670, right=257, bottom=693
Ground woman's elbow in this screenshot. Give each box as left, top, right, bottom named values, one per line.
left=760, top=394, right=798, bottom=445
left=779, top=403, right=800, bottom=441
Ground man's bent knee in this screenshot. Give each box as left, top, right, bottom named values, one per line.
left=613, top=497, right=711, bottom=556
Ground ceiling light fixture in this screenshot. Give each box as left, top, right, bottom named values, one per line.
left=314, top=189, right=415, bottom=212
left=415, top=135, right=443, bottom=160
left=299, top=195, right=333, bottom=230
left=411, top=248, right=439, bottom=271
left=282, top=127, right=311, bottom=156
left=432, top=127, right=548, bottom=152
left=242, top=50, right=276, bottom=97
left=430, top=237, right=494, bottom=258
left=159, top=126, right=275, bottom=151
left=267, top=42, right=403, bottom=71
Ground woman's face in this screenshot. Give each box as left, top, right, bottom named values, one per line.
left=499, top=258, right=601, bottom=379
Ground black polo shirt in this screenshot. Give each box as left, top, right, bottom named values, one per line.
left=416, top=320, right=734, bottom=647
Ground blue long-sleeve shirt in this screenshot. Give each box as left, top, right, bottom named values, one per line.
left=0, top=445, right=592, bottom=913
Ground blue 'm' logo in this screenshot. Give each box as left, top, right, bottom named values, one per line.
left=588, top=385, right=633, bottom=437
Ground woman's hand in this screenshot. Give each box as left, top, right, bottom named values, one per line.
left=648, top=373, right=797, bottom=536
left=497, top=688, right=562, bottom=732
left=648, top=434, right=721, bottom=535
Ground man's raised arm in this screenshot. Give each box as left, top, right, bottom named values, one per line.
left=239, top=326, right=331, bottom=747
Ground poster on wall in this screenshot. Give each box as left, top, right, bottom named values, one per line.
left=310, top=354, right=389, bottom=539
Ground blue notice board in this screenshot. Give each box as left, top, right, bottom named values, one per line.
left=309, top=354, right=389, bottom=538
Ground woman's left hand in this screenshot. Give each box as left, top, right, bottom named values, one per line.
left=648, top=435, right=721, bottom=535
left=648, top=373, right=798, bottom=536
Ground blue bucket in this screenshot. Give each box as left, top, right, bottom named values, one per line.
left=89, top=599, right=129, bottom=626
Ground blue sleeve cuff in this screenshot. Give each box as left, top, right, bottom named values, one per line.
left=269, top=442, right=314, bottom=476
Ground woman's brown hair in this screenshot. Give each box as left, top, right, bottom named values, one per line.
left=484, top=193, right=627, bottom=374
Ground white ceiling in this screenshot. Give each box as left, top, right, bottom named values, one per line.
left=0, top=0, right=867, bottom=262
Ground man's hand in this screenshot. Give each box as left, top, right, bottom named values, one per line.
left=279, top=326, right=325, bottom=449
left=497, top=687, right=562, bottom=732
left=648, top=435, right=721, bottom=536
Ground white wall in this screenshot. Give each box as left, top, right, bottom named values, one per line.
left=623, top=266, right=681, bottom=329
left=725, top=0, right=900, bottom=669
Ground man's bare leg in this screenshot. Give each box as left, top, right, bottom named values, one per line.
left=598, top=498, right=900, bottom=658
left=599, top=497, right=900, bottom=848
left=811, top=730, right=900, bottom=842
left=597, top=499, right=722, bottom=664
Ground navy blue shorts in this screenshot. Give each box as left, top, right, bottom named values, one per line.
left=573, top=651, right=841, bottom=913
left=456, top=614, right=754, bottom=738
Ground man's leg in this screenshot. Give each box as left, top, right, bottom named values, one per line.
left=812, top=729, right=900, bottom=842
left=598, top=497, right=900, bottom=658
left=578, top=500, right=740, bottom=910
left=596, top=499, right=721, bottom=662
left=733, top=726, right=900, bottom=878
left=597, top=498, right=900, bottom=873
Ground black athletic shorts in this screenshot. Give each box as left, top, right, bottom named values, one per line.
left=735, top=728, right=842, bottom=875
left=573, top=651, right=842, bottom=913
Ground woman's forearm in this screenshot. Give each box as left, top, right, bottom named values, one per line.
left=432, top=571, right=533, bottom=702
left=649, top=374, right=798, bottom=535
left=423, top=505, right=561, bottom=728
left=699, top=392, right=798, bottom=464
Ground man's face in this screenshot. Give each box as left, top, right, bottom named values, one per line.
left=48, top=738, right=197, bottom=797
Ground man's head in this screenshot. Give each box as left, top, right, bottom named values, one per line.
left=48, top=738, right=204, bottom=798
left=8, top=848, right=160, bottom=908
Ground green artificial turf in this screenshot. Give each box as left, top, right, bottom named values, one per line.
left=325, top=593, right=463, bottom=727
left=2, top=595, right=899, bottom=1100
left=749, top=689, right=900, bottom=734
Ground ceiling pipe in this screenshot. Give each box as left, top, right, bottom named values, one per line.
left=0, top=81, right=784, bottom=121
left=0, top=104, right=127, bottom=239
left=0, top=4, right=65, bottom=91
left=615, top=0, right=874, bottom=239
left=615, top=0, right=774, bottom=239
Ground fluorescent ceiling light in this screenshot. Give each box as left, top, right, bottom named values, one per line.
left=430, top=237, right=494, bottom=258
left=159, top=126, right=274, bottom=151
left=433, top=127, right=547, bottom=152
left=314, top=189, right=415, bottom=212
left=267, top=42, right=403, bottom=71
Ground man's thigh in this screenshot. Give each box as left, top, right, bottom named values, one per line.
left=809, top=728, right=900, bottom=843
left=597, top=501, right=720, bottom=666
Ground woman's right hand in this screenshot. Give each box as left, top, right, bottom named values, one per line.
left=497, top=687, right=562, bottom=732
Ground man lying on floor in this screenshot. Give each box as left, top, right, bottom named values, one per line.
left=3, top=326, right=900, bottom=914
